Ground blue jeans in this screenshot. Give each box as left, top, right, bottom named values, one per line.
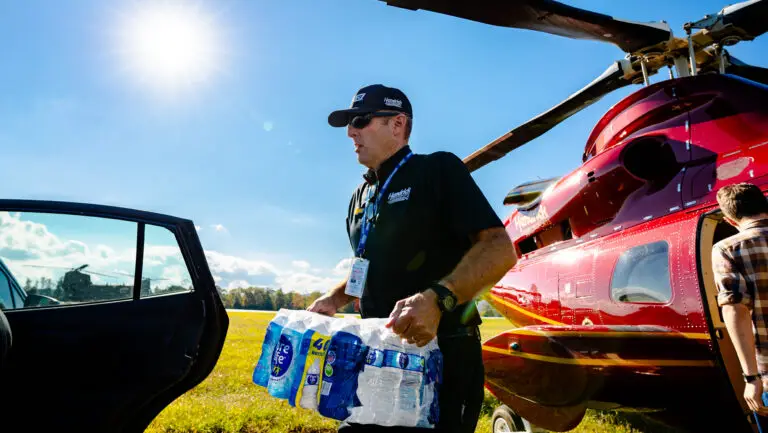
left=754, top=392, right=768, bottom=432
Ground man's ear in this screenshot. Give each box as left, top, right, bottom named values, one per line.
left=393, top=114, right=407, bottom=139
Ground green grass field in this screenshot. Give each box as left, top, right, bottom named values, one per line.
left=145, top=311, right=679, bottom=433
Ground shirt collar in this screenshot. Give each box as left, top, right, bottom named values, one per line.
left=742, top=218, right=768, bottom=230
left=363, top=145, right=412, bottom=185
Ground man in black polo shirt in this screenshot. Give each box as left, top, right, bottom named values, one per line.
left=308, top=84, right=517, bottom=432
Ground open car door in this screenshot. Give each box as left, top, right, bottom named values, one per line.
left=0, top=200, right=228, bottom=433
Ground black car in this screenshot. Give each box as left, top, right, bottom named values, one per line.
left=0, top=200, right=229, bottom=433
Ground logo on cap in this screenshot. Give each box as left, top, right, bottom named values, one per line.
left=354, top=93, right=366, bottom=103
left=384, top=97, right=403, bottom=108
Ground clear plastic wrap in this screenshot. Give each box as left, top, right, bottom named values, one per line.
left=252, top=309, right=443, bottom=428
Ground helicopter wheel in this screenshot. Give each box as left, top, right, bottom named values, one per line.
left=492, top=405, right=534, bottom=433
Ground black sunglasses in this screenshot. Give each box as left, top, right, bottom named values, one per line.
left=348, top=111, right=404, bottom=129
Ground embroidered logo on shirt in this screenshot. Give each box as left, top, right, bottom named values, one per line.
left=388, top=187, right=411, bottom=204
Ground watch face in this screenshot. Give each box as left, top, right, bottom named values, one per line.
left=443, top=295, right=456, bottom=311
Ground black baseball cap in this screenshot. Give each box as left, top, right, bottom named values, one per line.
left=328, top=84, right=413, bottom=127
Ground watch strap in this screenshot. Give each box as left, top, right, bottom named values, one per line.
left=744, top=373, right=762, bottom=383
left=427, top=282, right=457, bottom=313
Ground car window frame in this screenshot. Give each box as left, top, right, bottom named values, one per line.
left=0, top=208, right=200, bottom=310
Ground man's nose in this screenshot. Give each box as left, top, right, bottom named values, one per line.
left=347, top=125, right=357, bottom=138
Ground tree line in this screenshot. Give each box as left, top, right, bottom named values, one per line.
left=217, top=285, right=503, bottom=317
left=17, top=275, right=502, bottom=317
left=217, top=286, right=358, bottom=313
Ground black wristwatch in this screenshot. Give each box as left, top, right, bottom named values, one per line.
left=744, top=373, right=762, bottom=383
left=427, top=282, right=458, bottom=313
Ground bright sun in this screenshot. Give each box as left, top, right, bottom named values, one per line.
left=117, top=2, right=222, bottom=94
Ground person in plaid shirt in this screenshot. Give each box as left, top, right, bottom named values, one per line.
left=714, top=182, right=768, bottom=428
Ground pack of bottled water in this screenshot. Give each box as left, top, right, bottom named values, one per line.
left=252, top=309, right=443, bottom=428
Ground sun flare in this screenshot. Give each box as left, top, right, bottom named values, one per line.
left=117, top=2, right=222, bottom=94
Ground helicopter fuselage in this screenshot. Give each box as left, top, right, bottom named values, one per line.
left=483, top=73, right=768, bottom=432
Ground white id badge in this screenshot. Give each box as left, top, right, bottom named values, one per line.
left=344, top=257, right=369, bottom=298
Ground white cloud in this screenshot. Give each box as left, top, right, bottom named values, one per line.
left=195, top=225, right=201, bottom=231
left=211, top=224, right=227, bottom=233
left=263, top=121, right=274, bottom=132
left=205, top=251, right=278, bottom=277
left=274, top=272, right=338, bottom=295
left=333, top=258, right=354, bottom=276
left=227, top=279, right=251, bottom=290
left=292, top=260, right=310, bottom=270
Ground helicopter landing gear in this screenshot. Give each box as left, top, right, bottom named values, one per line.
left=491, top=405, right=535, bottom=433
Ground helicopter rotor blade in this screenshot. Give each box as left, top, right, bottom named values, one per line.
left=21, top=264, right=72, bottom=269
left=81, top=270, right=121, bottom=279
left=463, top=59, right=635, bottom=172
left=687, top=0, right=768, bottom=48
left=720, top=0, right=768, bottom=40
left=725, top=53, right=768, bottom=85
left=378, top=0, right=672, bottom=53
left=113, top=270, right=169, bottom=281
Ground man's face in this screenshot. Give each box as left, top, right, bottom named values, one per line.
left=347, top=112, right=401, bottom=168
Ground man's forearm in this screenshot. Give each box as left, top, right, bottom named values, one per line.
left=723, top=304, right=760, bottom=375
left=439, top=227, right=517, bottom=305
left=326, top=279, right=354, bottom=309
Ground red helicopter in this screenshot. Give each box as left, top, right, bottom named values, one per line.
left=378, top=1, right=768, bottom=432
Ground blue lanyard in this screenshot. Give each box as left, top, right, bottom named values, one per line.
left=356, top=151, right=413, bottom=257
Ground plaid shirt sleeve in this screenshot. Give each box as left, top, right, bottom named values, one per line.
left=713, top=245, right=752, bottom=307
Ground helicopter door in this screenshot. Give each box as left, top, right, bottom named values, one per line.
left=0, top=201, right=228, bottom=432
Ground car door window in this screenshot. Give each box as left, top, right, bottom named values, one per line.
left=141, top=224, right=193, bottom=297
left=0, top=211, right=137, bottom=309
left=0, top=269, right=13, bottom=309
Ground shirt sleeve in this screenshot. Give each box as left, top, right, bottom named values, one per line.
left=713, top=245, right=752, bottom=307
left=346, top=186, right=360, bottom=249
left=429, top=151, right=504, bottom=240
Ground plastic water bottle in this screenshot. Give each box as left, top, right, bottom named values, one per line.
left=346, top=319, right=394, bottom=426
left=317, top=322, right=367, bottom=421
left=420, top=348, right=443, bottom=427
left=252, top=309, right=291, bottom=387
left=360, top=329, right=440, bottom=428
left=290, top=313, right=333, bottom=409
left=385, top=345, right=425, bottom=426
left=268, top=311, right=309, bottom=399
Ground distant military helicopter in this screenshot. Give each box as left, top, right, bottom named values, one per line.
left=377, top=1, right=768, bottom=432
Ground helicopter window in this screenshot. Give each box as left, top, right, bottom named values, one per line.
left=0, top=270, right=12, bottom=309
left=0, top=211, right=138, bottom=309
left=140, top=224, right=193, bottom=298
left=611, top=241, right=672, bottom=304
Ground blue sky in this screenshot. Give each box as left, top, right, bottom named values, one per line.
left=0, top=0, right=766, bottom=293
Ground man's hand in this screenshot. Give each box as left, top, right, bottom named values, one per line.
left=307, top=280, right=354, bottom=317
left=385, top=290, right=441, bottom=347
left=745, top=379, right=768, bottom=415
left=307, top=295, right=340, bottom=317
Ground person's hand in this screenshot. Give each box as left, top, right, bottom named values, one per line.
left=307, top=295, right=338, bottom=317
left=385, top=290, right=441, bottom=347
left=745, top=379, right=768, bottom=415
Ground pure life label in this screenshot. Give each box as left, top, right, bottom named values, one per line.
left=272, top=335, right=293, bottom=377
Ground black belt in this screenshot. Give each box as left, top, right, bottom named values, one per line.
left=438, top=325, right=480, bottom=340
